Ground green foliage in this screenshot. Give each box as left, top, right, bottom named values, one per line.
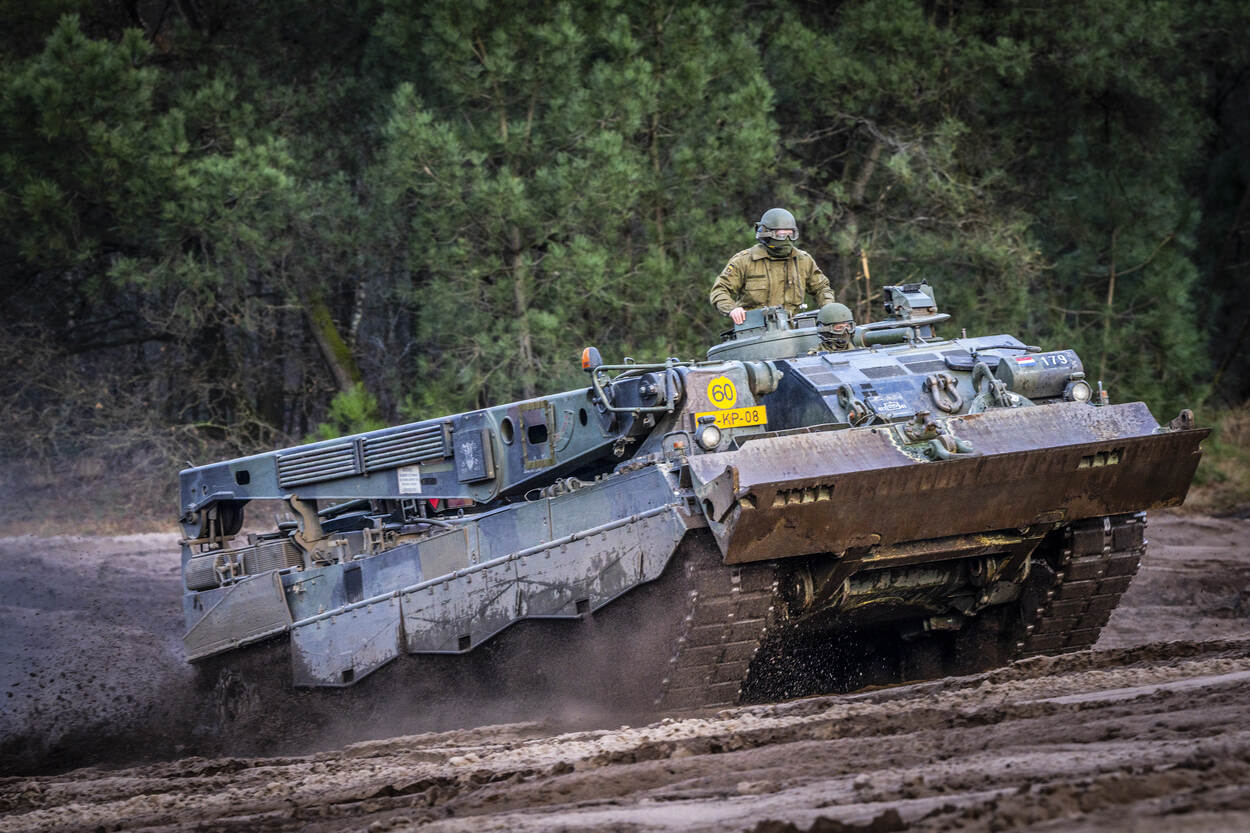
left=1186, top=401, right=1250, bottom=513
left=373, top=0, right=776, bottom=412
left=760, top=0, right=1233, bottom=416
left=311, top=384, right=386, bottom=441
left=2, top=0, right=1248, bottom=487
left=766, top=0, right=1042, bottom=346
left=1, top=12, right=378, bottom=441
left=988, top=0, right=1216, bottom=415
left=1, top=16, right=160, bottom=267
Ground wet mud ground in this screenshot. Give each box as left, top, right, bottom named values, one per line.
left=2, top=512, right=1250, bottom=832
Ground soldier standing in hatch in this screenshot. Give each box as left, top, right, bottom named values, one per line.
left=710, top=208, right=836, bottom=325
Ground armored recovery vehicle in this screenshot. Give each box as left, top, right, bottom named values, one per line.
left=179, top=283, right=1207, bottom=714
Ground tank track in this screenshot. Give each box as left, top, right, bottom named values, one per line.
left=652, top=513, right=1147, bottom=714
left=654, top=540, right=779, bottom=712
left=1014, top=512, right=1146, bottom=657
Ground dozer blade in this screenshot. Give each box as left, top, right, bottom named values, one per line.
left=689, top=401, right=1208, bottom=565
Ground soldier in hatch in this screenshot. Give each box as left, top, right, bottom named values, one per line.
left=710, top=208, right=836, bottom=325
left=808, top=303, right=856, bottom=354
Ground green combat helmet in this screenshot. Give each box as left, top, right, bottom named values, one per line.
left=754, top=207, right=798, bottom=258
left=816, top=301, right=855, bottom=350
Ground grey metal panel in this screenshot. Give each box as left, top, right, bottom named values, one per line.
left=547, top=466, right=680, bottom=539
left=283, top=571, right=332, bottom=622
left=859, top=364, right=907, bottom=379
left=903, top=359, right=948, bottom=373
left=272, top=468, right=686, bottom=682
left=515, top=510, right=681, bottom=614
left=453, top=427, right=495, bottom=482
left=397, top=507, right=688, bottom=654
left=477, top=499, right=552, bottom=562
left=184, top=572, right=292, bottom=660
left=401, top=559, right=519, bottom=653
left=418, top=528, right=473, bottom=579
left=290, top=595, right=403, bottom=686
left=364, top=541, right=425, bottom=598
left=802, top=369, right=841, bottom=391
left=521, top=401, right=556, bottom=469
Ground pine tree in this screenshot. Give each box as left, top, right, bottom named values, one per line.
left=373, top=0, right=778, bottom=414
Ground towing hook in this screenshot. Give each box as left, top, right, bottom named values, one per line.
left=837, top=383, right=871, bottom=424
left=924, top=434, right=976, bottom=460
left=903, top=410, right=941, bottom=442
left=972, top=361, right=1017, bottom=408
left=924, top=372, right=963, bottom=413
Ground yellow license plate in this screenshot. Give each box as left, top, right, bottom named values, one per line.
left=695, top=405, right=768, bottom=429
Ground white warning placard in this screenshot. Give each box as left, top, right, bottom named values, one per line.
left=397, top=464, right=422, bottom=494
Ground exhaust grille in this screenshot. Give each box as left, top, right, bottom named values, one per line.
left=277, top=423, right=451, bottom=488
left=364, top=424, right=449, bottom=470
left=277, top=442, right=357, bottom=488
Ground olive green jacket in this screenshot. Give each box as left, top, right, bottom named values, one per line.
left=710, top=244, right=835, bottom=316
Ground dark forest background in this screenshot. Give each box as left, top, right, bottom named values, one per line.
left=3, top=0, right=1250, bottom=527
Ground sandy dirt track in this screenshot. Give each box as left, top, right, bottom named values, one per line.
left=2, top=512, right=1250, bottom=832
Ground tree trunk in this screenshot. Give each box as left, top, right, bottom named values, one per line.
left=303, top=288, right=362, bottom=395
left=1098, top=228, right=1118, bottom=383
left=349, top=275, right=367, bottom=350
left=650, top=110, right=665, bottom=267
left=510, top=226, right=536, bottom=399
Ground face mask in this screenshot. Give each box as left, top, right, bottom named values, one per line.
left=763, top=239, right=793, bottom=258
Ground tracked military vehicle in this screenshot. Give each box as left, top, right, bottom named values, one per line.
left=178, top=283, right=1207, bottom=712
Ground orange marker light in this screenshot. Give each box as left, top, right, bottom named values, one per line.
left=581, top=346, right=602, bottom=372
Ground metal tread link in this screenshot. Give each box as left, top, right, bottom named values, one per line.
left=1017, top=512, right=1146, bottom=657
left=654, top=547, right=779, bottom=713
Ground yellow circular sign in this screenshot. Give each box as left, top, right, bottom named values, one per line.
left=706, top=376, right=738, bottom=409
